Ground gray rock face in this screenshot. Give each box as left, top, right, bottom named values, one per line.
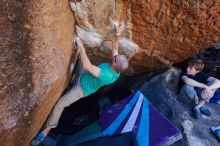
left=140, top=68, right=220, bottom=146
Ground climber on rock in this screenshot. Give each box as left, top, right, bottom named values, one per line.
left=31, top=23, right=128, bottom=146
left=178, top=58, right=220, bottom=119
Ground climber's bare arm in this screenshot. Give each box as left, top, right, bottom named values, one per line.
left=112, top=36, right=119, bottom=57
left=112, top=23, right=124, bottom=59
left=75, top=38, right=100, bottom=78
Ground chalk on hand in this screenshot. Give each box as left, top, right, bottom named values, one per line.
left=73, top=37, right=80, bottom=49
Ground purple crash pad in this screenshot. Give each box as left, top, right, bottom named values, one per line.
left=100, top=91, right=182, bottom=146
left=149, top=104, right=181, bottom=146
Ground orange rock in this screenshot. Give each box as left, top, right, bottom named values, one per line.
left=0, top=0, right=74, bottom=146
left=23, top=23, right=32, bottom=30
left=1, top=1, right=220, bottom=146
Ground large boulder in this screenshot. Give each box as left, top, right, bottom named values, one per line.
left=0, top=0, right=74, bottom=146
left=139, top=68, right=220, bottom=146
left=70, top=0, right=220, bottom=74
left=1, top=0, right=220, bottom=146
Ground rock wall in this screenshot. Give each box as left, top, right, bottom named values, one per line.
left=1, top=0, right=220, bottom=146
left=0, top=0, right=74, bottom=146
left=70, top=0, right=220, bottom=74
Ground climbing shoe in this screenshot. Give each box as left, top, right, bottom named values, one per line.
left=31, top=131, right=46, bottom=146
left=211, top=126, right=220, bottom=142
left=200, top=106, right=211, bottom=116
left=211, top=126, right=220, bottom=136
left=193, top=107, right=201, bottom=119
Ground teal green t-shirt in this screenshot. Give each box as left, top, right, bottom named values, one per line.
left=80, top=63, right=120, bottom=95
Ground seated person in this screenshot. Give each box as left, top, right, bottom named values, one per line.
left=178, top=58, right=220, bottom=119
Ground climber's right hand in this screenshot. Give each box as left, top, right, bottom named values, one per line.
left=75, top=37, right=84, bottom=49
left=116, top=22, right=124, bottom=36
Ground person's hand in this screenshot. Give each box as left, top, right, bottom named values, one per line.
left=201, top=86, right=214, bottom=99
left=75, top=37, right=84, bottom=49
left=116, top=22, right=124, bottom=36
